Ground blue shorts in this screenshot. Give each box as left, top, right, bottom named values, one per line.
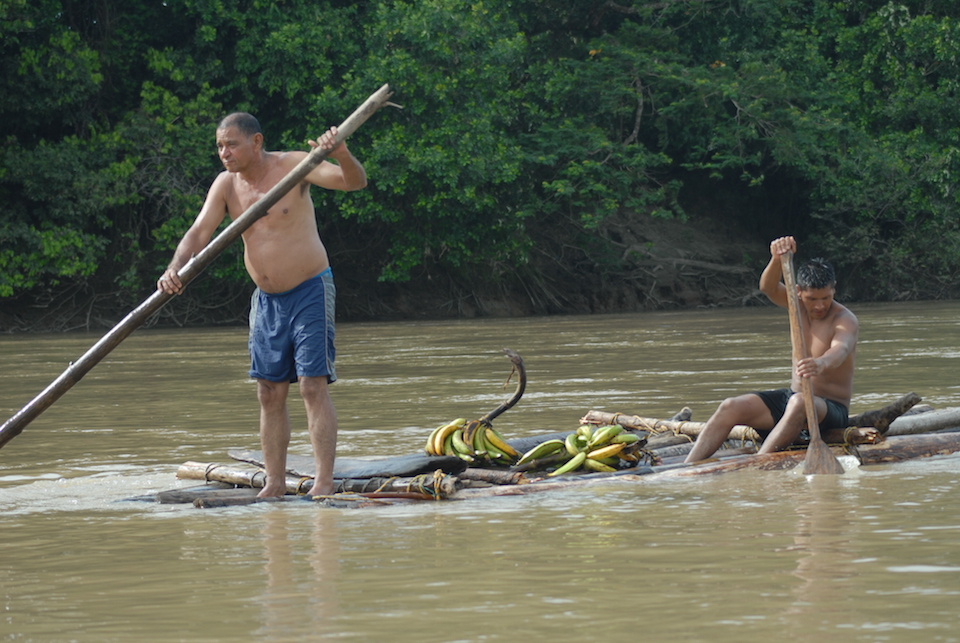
left=754, top=388, right=849, bottom=432
left=248, top=268, right=337, bottom=383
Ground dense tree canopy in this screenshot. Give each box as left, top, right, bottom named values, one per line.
left=2, top=0, right=958, bottom=329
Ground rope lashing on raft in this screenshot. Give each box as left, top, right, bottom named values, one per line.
left=203, top=462, right=219, bottom=482
left=408, top=469, right=449, bottom=501
left=841, top=426, right=865, bottom=463
left=295, top=477, right=314, bottom=494
left=363, top=470, right=450, bottom=500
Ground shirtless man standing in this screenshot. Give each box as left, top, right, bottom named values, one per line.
left=684, top=236, right=858, bottom=463
left=157, top=112, right=367, bottom=497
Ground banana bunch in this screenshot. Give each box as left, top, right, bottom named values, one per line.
left=514, top=424, right=643, bottom=476
left=424, top=418, right=520, bottom=466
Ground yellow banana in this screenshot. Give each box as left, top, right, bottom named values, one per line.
left=516, top=439, right=565, bottom=466
left=482, top=430, right=506, bottom=462
left=461, top=420, right=481, bottom=448
left=587, top=443, right=626, bottom=460
left=432, top=418, right=466, bottom=456
left=547, top=451, right=586, bottom=477
left=425, top=422, right=450, bottom=455
left=583, top=458, right=617, bottom=473
left=484, top=427, right=519, bottom=458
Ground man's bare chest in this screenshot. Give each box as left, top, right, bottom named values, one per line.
left=226, top=178, right=309, bottom=220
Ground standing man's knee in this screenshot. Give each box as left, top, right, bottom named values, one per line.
left=257, top=379, right=289, bottom=408
left=298, top=375, right=331, bottom=403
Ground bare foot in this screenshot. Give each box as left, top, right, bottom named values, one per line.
left=257, top=482, right=287, bottom=498
left=306, top=483, right=334, bottom=497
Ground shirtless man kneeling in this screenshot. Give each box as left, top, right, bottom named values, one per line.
left=684, top=236, right=858, bottom=463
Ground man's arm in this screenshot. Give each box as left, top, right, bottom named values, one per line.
left=303, top=126, right=367, bottom=191
left=157, top=174, right=230, bottom=295
left=758, top=236, right=797, bottom=308
left=797, top=311, right=859, bottom=378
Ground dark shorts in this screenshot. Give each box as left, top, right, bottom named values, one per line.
left=248, top=268, right=337, bottom=383
left=754, top=388, right=849, bottom=432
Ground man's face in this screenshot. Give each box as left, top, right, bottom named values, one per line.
left=216, top=126, right=260, bottom=172
left=798, top=285, right=836, bottom=320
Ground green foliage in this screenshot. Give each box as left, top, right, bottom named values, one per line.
left=2, top=0, right=959, bottom=316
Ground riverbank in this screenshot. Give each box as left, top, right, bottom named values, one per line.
left=0, top=212, right=775, bottom=333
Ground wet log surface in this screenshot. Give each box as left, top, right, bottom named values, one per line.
left=227, top=449, right=467, bottom=478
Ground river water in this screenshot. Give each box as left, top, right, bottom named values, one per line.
left=2, top=301, right=959, bottom=642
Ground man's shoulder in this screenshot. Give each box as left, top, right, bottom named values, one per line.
left=208, top=170, right=233, bottom=194
left=274, top=150, right=308, bottom=167
left=831, top=301, right=859, bottom=329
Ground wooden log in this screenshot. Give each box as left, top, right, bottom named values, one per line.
left=646, top=433, right=694, bottom=449
left=855, top=432, right=960, bottom=463
left=460, top=468, right=527, bottom=485
left=848, top=392, right=922, bottom=434
left=176, top=461, right=461, bottom=499
left=885, top=408, right=960, bottom=436
left=583, top=411, right=895, bottom=446
left=581, top=410, right=761, bottom=441
left=154, top=484, right=250, bottom=504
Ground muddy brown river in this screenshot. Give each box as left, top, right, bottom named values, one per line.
left=2, top=301, right=959, bottom=642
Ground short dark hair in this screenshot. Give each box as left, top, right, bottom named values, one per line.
left=796, top=258, right=836, bottom=290
left=218, top=112, right=262, bottom=138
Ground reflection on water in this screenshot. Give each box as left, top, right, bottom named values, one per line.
left=1, top=300, right=959, bottom=641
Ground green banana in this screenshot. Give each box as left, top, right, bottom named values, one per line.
left=442, top=432, right=456, bottom=456
left=577, top=424, right=594, bottom=440
left=516, top=439, right=565, bottom=466
left=451, top=428, right=474, bottom=456
left=564, top=432, right=583, bottom=456
left=583, top=458, right=617, bottom=473
left=472, top=422, right=490, bottom=455
left=482, top=430, right=507, bottom=462
left=611, top=432, right=641, bottom=445
left=588, top=425, right=624, bottom=448
left=547, top=451, right=586, bottom=477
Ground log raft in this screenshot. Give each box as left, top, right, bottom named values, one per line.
left=149, top=396, right=960, bottom=508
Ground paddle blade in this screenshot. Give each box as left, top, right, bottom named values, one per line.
left=802, top=439, right=845, bottom=475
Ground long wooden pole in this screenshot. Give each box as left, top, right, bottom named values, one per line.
left=780, top=251, right=845, bottom=474
left=0, top=84, right=393, bottom=450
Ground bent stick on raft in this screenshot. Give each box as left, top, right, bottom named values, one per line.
left=0, top=84, right=394, bottom=450
left=479, top=348, right=526, bottom=424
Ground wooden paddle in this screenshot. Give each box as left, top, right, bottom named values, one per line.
left=0, top=84, right=394, bottom=450
left=779, top=251, right=845, bottom=474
